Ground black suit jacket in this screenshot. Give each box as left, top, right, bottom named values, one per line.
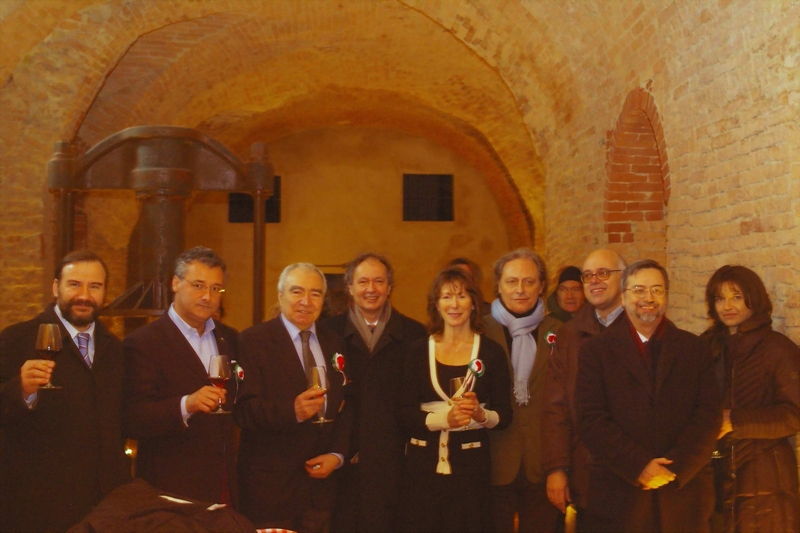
left=0, top=304, right=129, bottom=532
left=320, top=309, right=426, bottom=532
left=235, top=316, right=353, bottom=527
left=576, top=315, right=721, bottom=532
left=123, top=312, right=239, bottom=505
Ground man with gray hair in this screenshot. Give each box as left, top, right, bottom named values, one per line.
left=235, top=262, right=352, bottom=532
left=576, top=259, right=720, bottom=532
left=125, top=246, right=239, bottom=505
left=485, top=248, right=563, bottom=533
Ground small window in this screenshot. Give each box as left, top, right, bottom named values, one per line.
left=403, top=174, right=453, bottom=221
left=228, top=177, right=281, bottom=223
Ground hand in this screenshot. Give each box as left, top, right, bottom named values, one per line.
left=305, top=454, right=340, bottom=479
left=637, top=458, right=676, bottom=490
left=186, top=385, right=226, bottom=414
left=546, top=469, right=572, bottom=513
left=718, top=409, right=733, bottom=439
left=447, top=399, right=473, bottom=428
left=294, top=387, right=326, bottom=422
left=20, top=360, right=55, bottom=396
left=460, top=391, right=486, bottom=423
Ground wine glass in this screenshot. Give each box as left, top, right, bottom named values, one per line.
left=308, top=366, right=332, bottom=424
left=207, top=355, right=232, bottom=414
left=449, top=376, right=465, bottom=399
left=35, top=323, right=62, bottom=390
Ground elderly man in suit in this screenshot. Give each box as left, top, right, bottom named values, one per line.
left=0, top=250, right=129, bottom=532
left=485, top=248, right=563, bottom=533
left=124, top=246, right=239, bottom=505
left=235, top=262, right=353, bottom=532
left=576, top=259, right=720, bottom=532
left=322, top=253, right=426, bottom=532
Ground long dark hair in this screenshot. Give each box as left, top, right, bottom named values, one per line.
left=426, top=268, right=484, bottom=336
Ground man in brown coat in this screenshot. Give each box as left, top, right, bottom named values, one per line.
left=542, top=249, right=626, bottom=529
left=486, top=248, right=562, bottom=533
left=576, top=259, right=720, bottom=532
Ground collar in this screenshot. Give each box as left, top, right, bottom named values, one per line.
left=54, top=304, right=96, bottom=339
left=597, top=305, right=624, bottom=327
left=280, top=313, right=317, bottom=341
left=168, top=304, right=216, bottom=338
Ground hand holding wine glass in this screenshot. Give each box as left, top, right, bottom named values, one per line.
left=34, top=324, right=63, bottom=390
left=308, top=366, right=332, bottom=424
left=207, top=355, right=232, bottom=414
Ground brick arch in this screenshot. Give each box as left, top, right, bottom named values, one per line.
left=604, top=84, right=670, bottom=264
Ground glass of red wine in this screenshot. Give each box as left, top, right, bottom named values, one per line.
left=207, top=354, right=231, bottom=414
left=35, top=323, right=62, bottom=390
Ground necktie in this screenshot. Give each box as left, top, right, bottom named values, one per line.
left=299, top=330, right=316, bottom=376
left=76, top=332, right=91, bottom=368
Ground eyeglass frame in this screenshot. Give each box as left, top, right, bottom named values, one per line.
left=179, top=276, right=226, bottom=295
left=580, top=269, right=623, bottom=283
left=624, top=285, right=667, bottom=298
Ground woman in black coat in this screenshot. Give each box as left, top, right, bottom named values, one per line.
left=703, top=265, right=800, bottom=533
left=400, top=267, right=512, bottom=532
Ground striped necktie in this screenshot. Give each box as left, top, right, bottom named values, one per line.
left=76, top=332, right=91, bottom=368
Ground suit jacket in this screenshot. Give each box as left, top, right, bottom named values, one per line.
left=541, top=303, right=617, bottom=508
left=235, top=316, right=353, bottom=527
left=0, top=304, right=129, bottom=532
left=123, top=313, right=239, bottom=506
left=320, top=308, right=426, bottom=532
left=485, top=311, right=563, bottom=485
left=576, top=314, right=721, bottom=532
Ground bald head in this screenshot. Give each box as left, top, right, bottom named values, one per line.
left=581, top=249, right=626, bottom=317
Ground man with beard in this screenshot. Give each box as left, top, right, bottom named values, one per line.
left=542, top=249, right=626, bottom=530
left=576, top=259, right=720, bottom=532
left=322, top=253, right=426, bottom=532
left=0, top=250, right=129, bottom=532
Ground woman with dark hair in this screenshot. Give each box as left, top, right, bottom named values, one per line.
left=702, top=265, right=800, bottom=533
left=400, top=268, right=512, bottom=532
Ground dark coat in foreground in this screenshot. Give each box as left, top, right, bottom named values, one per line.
left=0, top=304, right=129, bottom=532
left=235, top=316, right=352, bottom=529
left=576, top=315, right=721, bottom=533
left=321, top=309, right=426, bottom=532
left=124, top=313, right=239, bottom=505
left=704, top=320, right=800, bottom=533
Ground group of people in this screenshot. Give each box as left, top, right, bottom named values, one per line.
left=0, top=245, right=797, bottom=533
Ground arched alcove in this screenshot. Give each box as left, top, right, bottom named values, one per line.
left=604, top=84, right=670, bottom=264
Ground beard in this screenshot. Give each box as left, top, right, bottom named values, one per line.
left=634, top=303, right=665, bottom=324
left=59, top=298, right=100, bottom=328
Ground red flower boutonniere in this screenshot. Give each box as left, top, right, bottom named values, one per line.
left=546, top=330, right=556, bottom=356
left=331, top=352, right=349, bottom=385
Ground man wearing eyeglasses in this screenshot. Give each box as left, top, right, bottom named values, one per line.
left=124, top=246, right=239, bottom=506
left=543, top=249, right=626, bottom=531
left=575, top=259, right=720, bottom=532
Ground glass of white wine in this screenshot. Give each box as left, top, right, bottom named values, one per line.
left=308, top=366, right=332, bottom=424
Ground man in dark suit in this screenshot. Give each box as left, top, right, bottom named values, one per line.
left=236, top=262, right=353, bottom=532
left=542, top=249, right=626, bottom=530
left=0, top=250, right=129, bottom=532
left=576, top=259, right=721, bottom=532
left=124, top=246, right=239, bottom=505
left=322, top=253, right=426, bottom=532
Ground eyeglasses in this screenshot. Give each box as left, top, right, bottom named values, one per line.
left=182, top=278, right=225, bottom=295
left=581, top=269, right=622, bottom=283
left=625, top=286, right=667, bottom=298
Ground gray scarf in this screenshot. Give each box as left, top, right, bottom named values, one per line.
left=490, top=298, right=545, bottom=405
left=349, top=304, right=392, bottom=353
